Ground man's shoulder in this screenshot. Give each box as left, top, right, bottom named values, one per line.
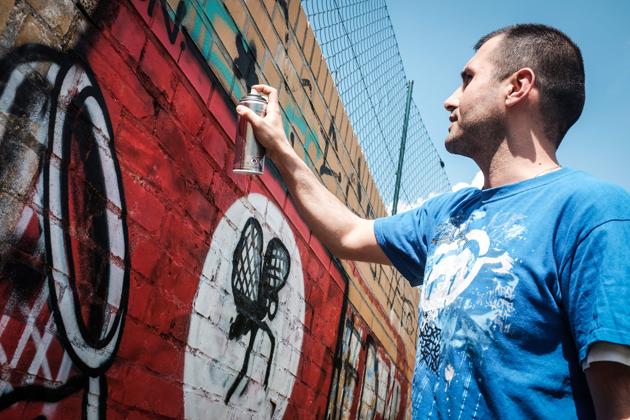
left=559, top=169, right=630, bottom=208
left=553, top=169, right=630, bottom=228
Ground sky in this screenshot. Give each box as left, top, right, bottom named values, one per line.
left=386, top=0, right=630, bottom=192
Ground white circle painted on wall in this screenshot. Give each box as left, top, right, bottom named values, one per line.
left=183, top=193, right=305, bottom=419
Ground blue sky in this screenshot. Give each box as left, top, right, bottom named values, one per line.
left=387, top=0, right=630, bottom=191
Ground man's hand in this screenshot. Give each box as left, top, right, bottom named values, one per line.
left=236, top=84, right=292, bottom=161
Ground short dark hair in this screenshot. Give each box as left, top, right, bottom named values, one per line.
left=475, top=24, right=585, bottom=147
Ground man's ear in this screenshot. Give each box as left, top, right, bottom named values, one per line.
left=505, top=67, right=535, bottom=107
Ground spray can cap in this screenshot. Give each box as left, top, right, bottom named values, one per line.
left=241, top=89, right=268, bottom=103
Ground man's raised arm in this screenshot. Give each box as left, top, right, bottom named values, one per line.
left=236, top=84, right=390, bottom=265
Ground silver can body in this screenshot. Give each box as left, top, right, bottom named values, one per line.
left=233, top=93, right=267, bottom=174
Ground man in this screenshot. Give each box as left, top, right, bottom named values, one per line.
left=237, top=24, right=630, bottom=419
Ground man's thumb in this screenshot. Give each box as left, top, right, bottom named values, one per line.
left=236, top=105, right=263, bottom=127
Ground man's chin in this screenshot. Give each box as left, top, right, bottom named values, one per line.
left=444, top=136, right=468, bottom=156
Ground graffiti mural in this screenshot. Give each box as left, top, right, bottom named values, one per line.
left=226, top=217, right=290, bottom=403
left=326, top=312, right=405, bottom=420
left=184, top=193, right=305, bottom=419
left=327, top=316, right=362, bottom=419
left=0, top=44, right=129, bottom=418
left=1, top=0, right=415, bottom=418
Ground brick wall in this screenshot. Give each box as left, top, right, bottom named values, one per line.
left=0, top=0, right=419, bottom=418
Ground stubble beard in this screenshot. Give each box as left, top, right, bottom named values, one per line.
left=444, top=112, right=505, bottom=162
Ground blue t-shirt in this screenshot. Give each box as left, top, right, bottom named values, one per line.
left=374, top=168, right=630, bottom=419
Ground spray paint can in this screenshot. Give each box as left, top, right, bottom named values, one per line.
left=233, top=89, right=268, bottom=174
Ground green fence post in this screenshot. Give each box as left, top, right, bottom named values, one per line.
left=392, top=80, right=414, bottom=215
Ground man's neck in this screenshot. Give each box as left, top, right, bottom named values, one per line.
left=478, top=143, right=560, bottom=189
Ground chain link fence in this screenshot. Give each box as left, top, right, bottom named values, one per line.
left=302, top=0, right=451, bottom=213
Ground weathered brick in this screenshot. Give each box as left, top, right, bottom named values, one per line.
left=283, top=195, right=311, bottom=241
left=316, top=57, right=329, bottom=96
left=222, top=0, right=249, bottom=32
left=260, top=163, right=288, bottom=208
left=87, top=40, right=155, bottom=123
left=244, top=0, right=271, bottom=41
left=122, top=364, right=182, bottom=418
left=182, top=183, right=216, bottom=234
left=337, top=111, right=348, bottom=146
left=123, top=173, right=166, bottom=235
left=257, top=3, right=282, bottom=54
left=118, top=317, right=182, bottom=378
left=116, top=118, right=161, bottom=178
left=171, top=81, right=205, bottom=136
left=0, top=0, right=15, bottom=32
left=287, top=0, right=301, bottom=29
left=244, top=16, right=267, bottom=68
left=129, top=0, right=155, bottom=27
left=176, top=40, right=214, bottom=102
left=309, top=90, right=327, bottom=133
left=323, top=72, right=335, bottom=107
left=109, top=2, right=146, bottom=62
left=147, top=0, right=185, bottom=62
left=262, top=0, right=276, bottom=15
left=293, top=77, right=309, bottom=110
left=293, top=6, right=308, bottom=47
left=185, top=144, right=215, bottom=193
left=272, top=1, right=289, bottom=47
left=130, top=234, right=162, bottom=278
left=286, top=36, right=304, bottom=82
left=155, top=108, right=192, bottom=169
left=140, top=39, right=178, bottom=102
left=207, top=83, right=238, bottom=140
left=14, top=13, right=58, bottom=48
left=200, top=118, right=230, bottom=169
left=309, top=41, right=323, bottom=81
left=209, top=170, right=240, bottom=213
left=25, top=0, right=75, bottom=37
left=261, top=51, right=282, bottom=89
left=302, top=26, right=315, bottom=61
left=212, top=6, right=244, bottom=64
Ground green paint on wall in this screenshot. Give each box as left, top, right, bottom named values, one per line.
left=285, top=103, right=322, bottom=166
left=177, top=0, right=320, bottom=165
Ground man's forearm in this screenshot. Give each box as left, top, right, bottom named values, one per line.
left=237, top=84, right=388, bottom=264
left=269, top=144, right=365, bottom=258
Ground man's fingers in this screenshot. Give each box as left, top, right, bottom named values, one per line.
left=236, top=105, right=264, bottom=127
left=251, top=84, right=279, bottom=114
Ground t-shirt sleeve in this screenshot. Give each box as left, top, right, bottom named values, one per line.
left=561, top=219, right=630, bottom=363
left=373, top=207, right=429, bottom=287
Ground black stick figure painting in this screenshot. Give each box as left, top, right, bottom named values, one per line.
left=225, top=217, right=291, bottom=403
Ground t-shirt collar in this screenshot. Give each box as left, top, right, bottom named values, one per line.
left=478, top=167, right=573, bottom=203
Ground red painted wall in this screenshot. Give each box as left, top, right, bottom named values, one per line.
left=0, top=1, right=412, bottom=418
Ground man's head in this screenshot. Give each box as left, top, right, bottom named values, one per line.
left=478, top=24, right=585, bottom=146
left=444, top=24, right=585, bottom=157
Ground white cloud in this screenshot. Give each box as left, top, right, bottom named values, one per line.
left=385, top=171, right=484, bottom=215
left=452, top=171, right=483, bottom=192
left=388, top=191, right=442, bottom=214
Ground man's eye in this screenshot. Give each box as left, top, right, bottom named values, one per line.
left=462, top=74, right=472, bottom=87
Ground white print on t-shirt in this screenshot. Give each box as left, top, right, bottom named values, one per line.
left=421, top=210, right=523, bottom=313
left=421, top=229, right=513, bottom=311
left=414, top=209, right=528, bottom=414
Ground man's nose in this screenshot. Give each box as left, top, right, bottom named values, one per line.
left=444, top=88, right=460, bottom=112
